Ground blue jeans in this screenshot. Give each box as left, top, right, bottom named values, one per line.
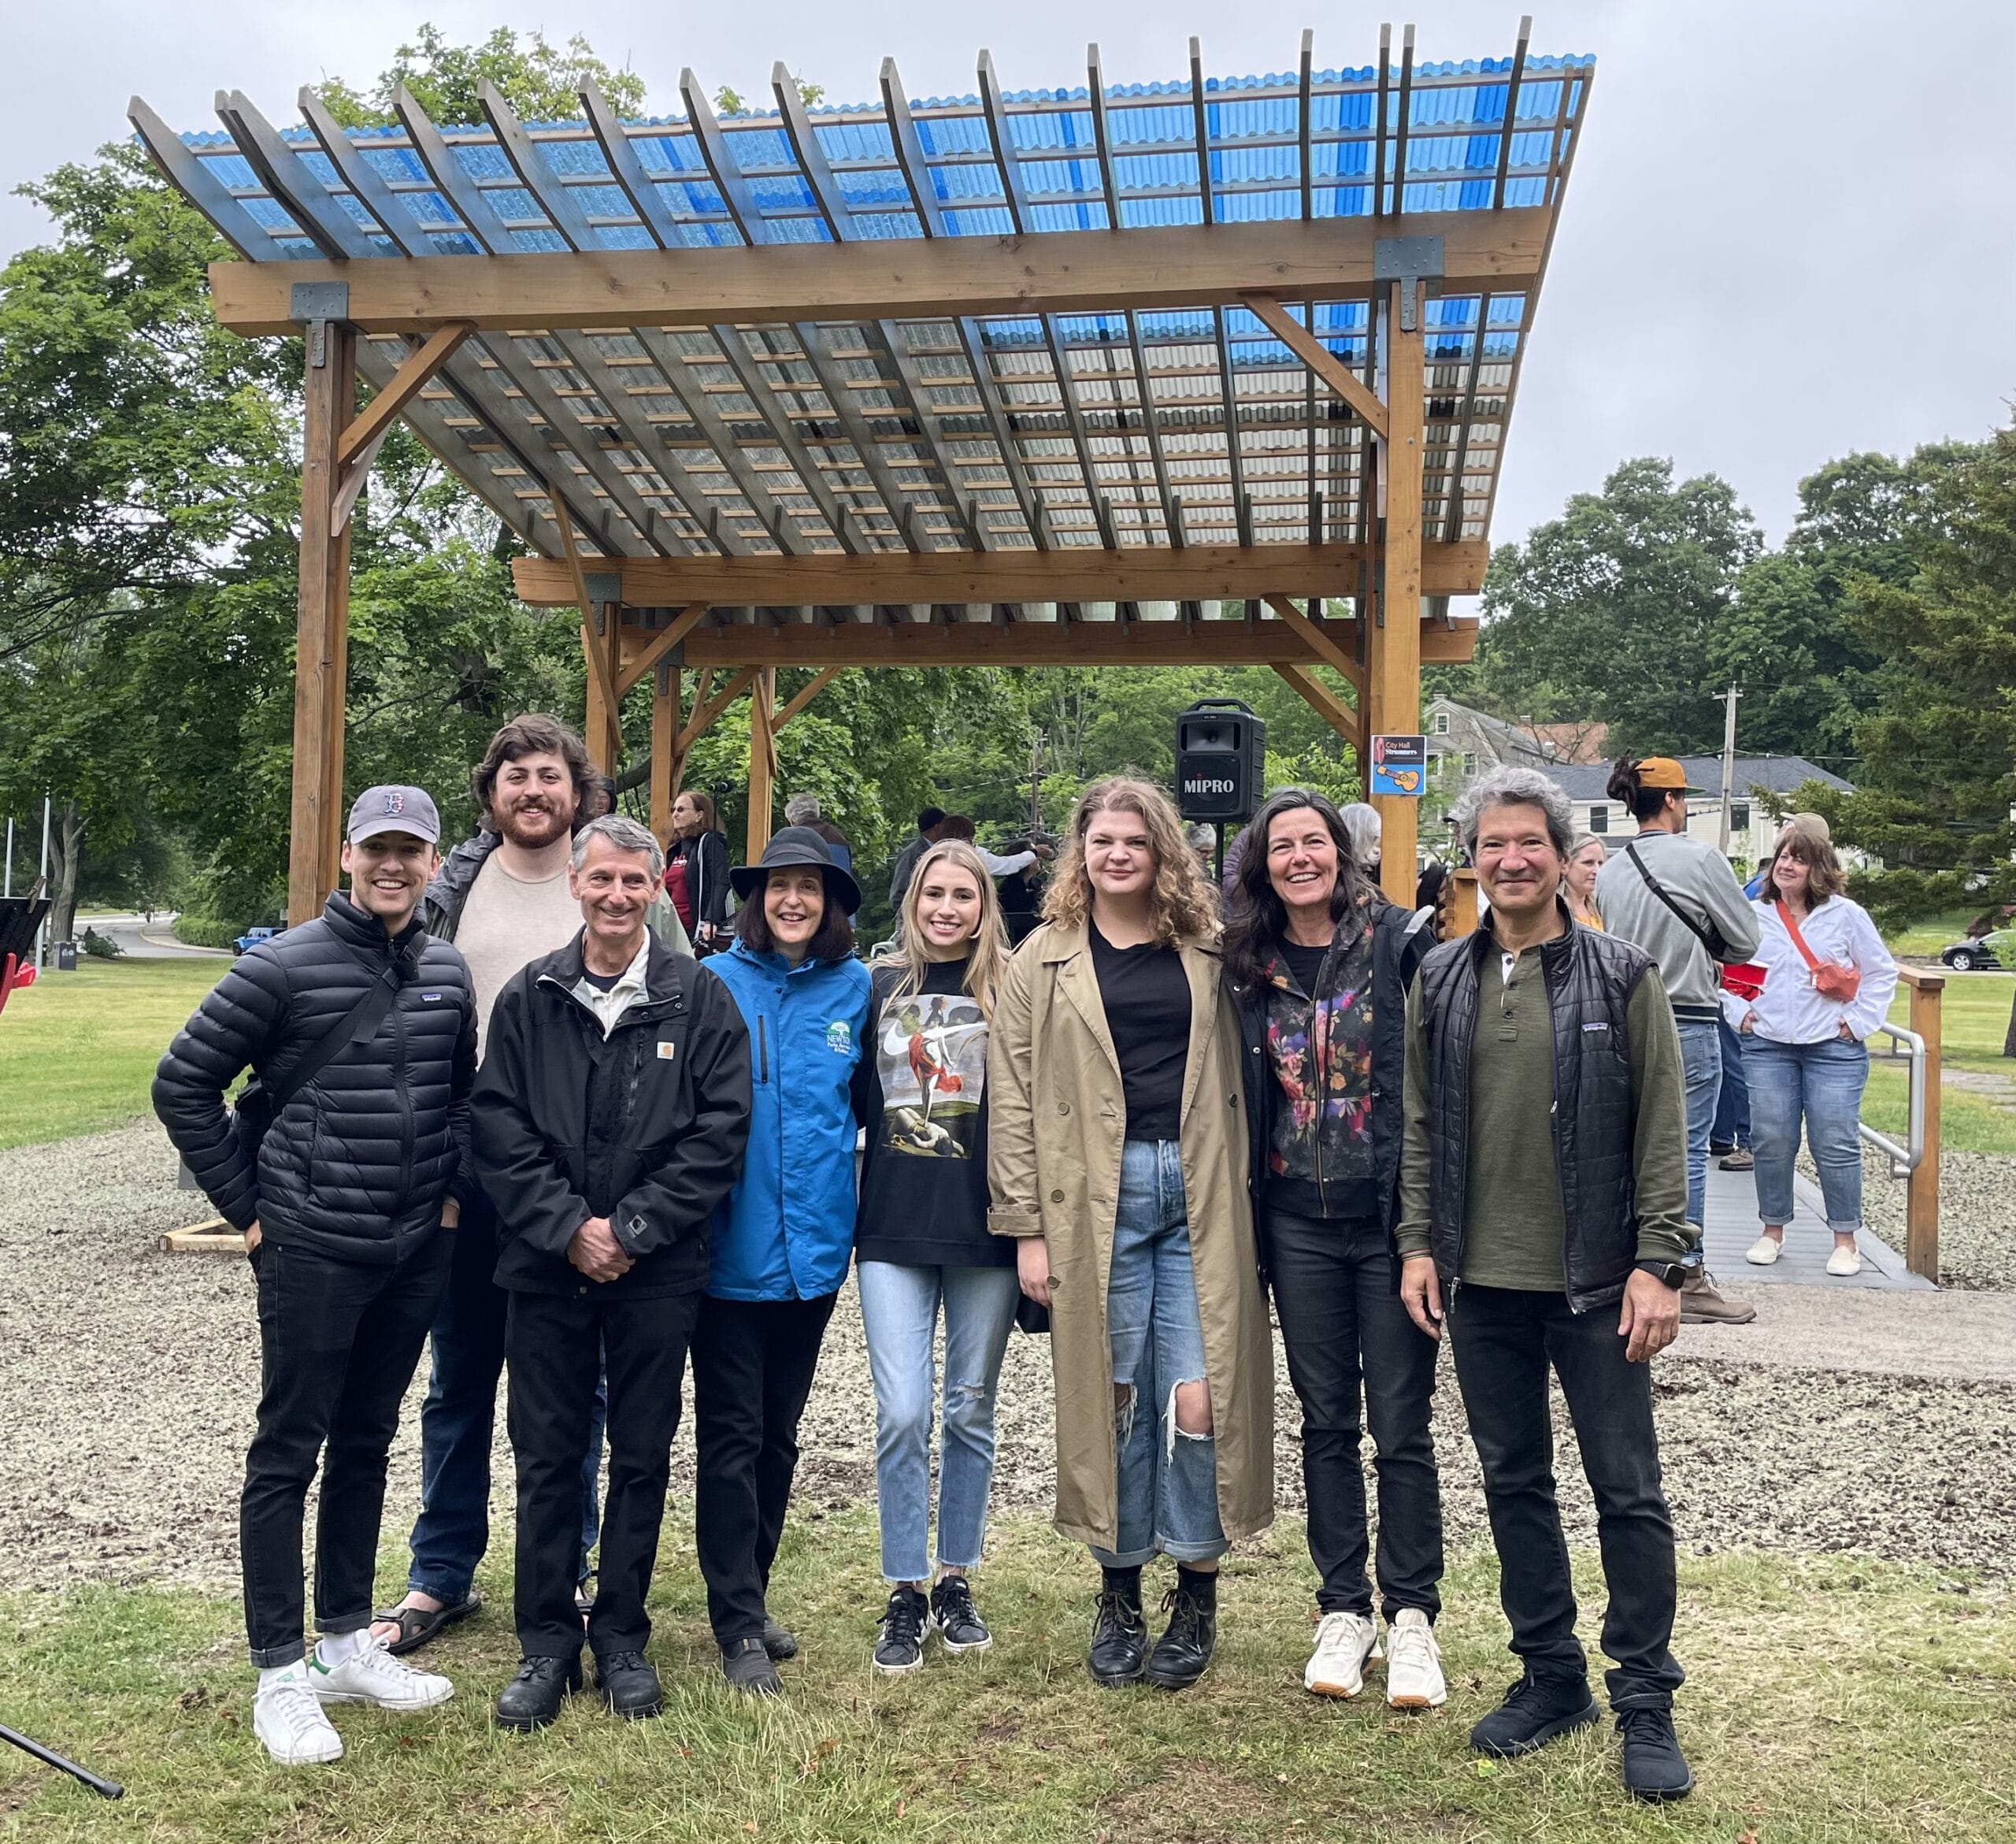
left=857, top=1261, right=1021, bottom=1583
left=1091, top=1140, right=1228, bottom=1568
left=406, top=1193, right=606, bottom=1603
left=1744, top=1036, right=1870, bottom=1231
left=1675, top=1018, right=1721, bottom=1260
left=1711, top=1011, right=1751, bottom=1151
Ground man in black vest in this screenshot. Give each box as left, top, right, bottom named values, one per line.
left=1395, top=766, right=1695, bottom=1802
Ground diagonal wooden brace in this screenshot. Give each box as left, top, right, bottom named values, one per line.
left=329, top=321, right=473, bottom=536
left=617, top=604, right=708, bottom=697
left=1241, top=293, right=1389, bottom=443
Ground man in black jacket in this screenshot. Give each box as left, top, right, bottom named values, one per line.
left=472, top=815, right=750, bottom=1730
left=1395, top=766, right=1695, bottom=1804
left=154, top=786, right=476, bottom=1768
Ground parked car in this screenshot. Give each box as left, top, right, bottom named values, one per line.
left=1941, top=929, right=2013, bottom=972
left=232, top=926, right=280, bottom=957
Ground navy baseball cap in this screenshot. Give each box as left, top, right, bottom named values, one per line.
left=346, top=785, right=441, bottom=845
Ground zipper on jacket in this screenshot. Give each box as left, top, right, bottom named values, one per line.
left=756, top=1014, right=769, bottom=1084
left=394, top=987, right=413, bottom=1213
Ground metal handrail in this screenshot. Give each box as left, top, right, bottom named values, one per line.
left=1860, top=1021, right=1925, bottom=1177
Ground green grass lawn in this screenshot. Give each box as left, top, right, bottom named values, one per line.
left=0, top=958, right=224, bottom=1150
left=1883, top=907, right=1981, bottom=958
left=2, top=1512, right=2011, bottom=1842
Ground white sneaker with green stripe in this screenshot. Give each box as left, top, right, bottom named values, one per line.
left=253, top=1664, right=343, bottom=1766
left=309, top=1635, right=454, bottom=1709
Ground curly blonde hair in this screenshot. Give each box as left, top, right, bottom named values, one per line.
left=868, top=839, right=1010, bottom=1021
left=1043, top=777, right=1220, bottom=947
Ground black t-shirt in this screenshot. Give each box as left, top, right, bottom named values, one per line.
left=851, top=959, right=1011, bottom=1269
left=1277, top=937, right=1329, bottom=996
left=580, top=967, right=623, bottom=992
left=1088, top=919, right=1191, bottom=1143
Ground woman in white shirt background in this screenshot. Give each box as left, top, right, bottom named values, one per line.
left=1732, top=821, right=1898, bottom=1277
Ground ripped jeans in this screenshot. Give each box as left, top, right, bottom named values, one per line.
left=1091, top=1139, right=1228, bottom=1568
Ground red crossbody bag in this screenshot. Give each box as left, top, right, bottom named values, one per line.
left=1776, top=902, right=1861, bottom=1003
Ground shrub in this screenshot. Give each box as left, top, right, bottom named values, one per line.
left=172, top=915, right=240, bottom=950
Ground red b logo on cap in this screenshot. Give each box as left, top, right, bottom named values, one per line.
left=384, top=791, right=404, bottom=814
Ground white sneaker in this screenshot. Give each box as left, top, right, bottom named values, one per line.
left=1826, top=1244, right=1863, bottom=1278
left=1304, top=1610, right=1378, bottom=1698
left=254, top=1667, right=344, bottom=1766
left=1746, top=1236, right=1783, bottom=1266
left=309, top=1635, right=454, bottom=1709
left=1383, top=1608, right=1447, bottom=1709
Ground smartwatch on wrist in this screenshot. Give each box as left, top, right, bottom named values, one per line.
left=1634, top=1260, right=1687, bottom=1290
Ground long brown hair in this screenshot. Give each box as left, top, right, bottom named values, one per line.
left=1042, top=777, right=1219, bottom=948
left=1764, top=818, right=1847, bottom=906
left=870, top=840, right=1010, bottom=1021
left=1222, top=788, right=1377, bottom=987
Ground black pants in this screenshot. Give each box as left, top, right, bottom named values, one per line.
left=1267, top=1208, right=1443, bottom=1621
left=691, top=1292, right=838, bottom=1646
left=505, top=1287, right=699, bottom=1660
left=240, top=1235, right=453, bottom=1667
left=1448, top=1284, right=1684, bottom=1711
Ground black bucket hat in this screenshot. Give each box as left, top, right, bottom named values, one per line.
left=729, top=825, right=862, bottom=915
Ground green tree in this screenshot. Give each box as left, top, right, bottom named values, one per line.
left=313, top=24, right=646, bottom=127
left=1474, top=457, right=1763, bottom=754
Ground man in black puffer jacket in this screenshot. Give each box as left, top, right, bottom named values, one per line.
left=154, top=786, right=476, bottom=1768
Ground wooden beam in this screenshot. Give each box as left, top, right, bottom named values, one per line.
left=1263, top=594, right=1364, bottom=691
left=617, top=604, right=708, bottom=697
left=678, top=666, right=758, bottom=751
left=207, top=211, right=1555, bottom=337
left=1372, top=278, right=1427, bottom=907
left=747, top=667, right=776, bottom=860
left=513, top=540, right=1485, bottom=610
left=287, top=322, right=355, bottom=926
left=649, top=662, right=682, bottom=845
left=658, top=616, right=1475, bottom=669
left=552, top=496, right=623, bottom=773
left=335, top=321, right=474, bottom=466
left=1241, top=293, right=1390, bottom=441
left=1273, top=664, right=1361, bottom=751
left=1903, top=967, right=1944, bottom=1281
left=772, top=666, right=841, bottom=733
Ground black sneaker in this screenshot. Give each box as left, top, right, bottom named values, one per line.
left=495, top=1653, right=581, bottom=1731
left=721, top=1636, right=781, bottom=1697
left=1087, top=1586, right=1149, bottom=1688
left=1143, top=1581, right=1217, bottom=1691
left=761, top=1617, right=798, bottom=1662
left=930, top=1577, right=991, bottom=1655
left=1470, top=1675, right=1602, bottom=1757
left=1618, top=1707, right=1695, bottom=1801
left=873, top=1586, right=931, bottom=1674
left=595, top=1649, right=662, bottom=1721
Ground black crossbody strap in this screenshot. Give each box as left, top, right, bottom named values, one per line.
left=265, top=962, right=402, bottom=1117
left=1624, top=843, right=1721, bottom=963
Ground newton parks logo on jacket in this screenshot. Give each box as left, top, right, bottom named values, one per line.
left=825, top=1019, right=853, bottom=1056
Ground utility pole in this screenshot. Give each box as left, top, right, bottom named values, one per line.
left=1717, top=684, right=1743, bottom=856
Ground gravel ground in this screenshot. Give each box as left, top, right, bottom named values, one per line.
left=4, top=1123, right=2014, bottom=1601
left=1847, top=1144, right=2016, bottom=1289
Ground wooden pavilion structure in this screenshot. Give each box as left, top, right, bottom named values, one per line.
left=134, top=22, right=1592, bottom=920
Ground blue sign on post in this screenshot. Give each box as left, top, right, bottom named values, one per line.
left=1369, top=734, right=1429, bottom=797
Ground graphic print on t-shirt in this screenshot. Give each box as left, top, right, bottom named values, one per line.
left=876, top=990, right=987, bottom=1159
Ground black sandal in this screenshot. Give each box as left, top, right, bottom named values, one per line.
left=373, top=1591, right=480, bottom=1657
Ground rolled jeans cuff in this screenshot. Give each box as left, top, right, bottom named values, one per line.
left=1088, top=1542, right=1159, bottom=1570
left=247, top=1639, right=308, bottom=1670
left=318, top=1608, right=372, bottom=1638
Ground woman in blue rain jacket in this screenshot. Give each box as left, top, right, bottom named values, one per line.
left=690, top=826, right=870, bottom=1694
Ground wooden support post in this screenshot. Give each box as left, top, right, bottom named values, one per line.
left=288, top=321, right=357, bottom=925
left=550, top=495, right=623, bottom=776
left=1903, top=967, right=1944, bottom=1281
left=650, top=663, right=683, bottom=845
left=746, top=666, right=777, bottom=861
left=1371, top=281, right=1425, bottom=907
left=1447, top=868, right=1480, bottom=937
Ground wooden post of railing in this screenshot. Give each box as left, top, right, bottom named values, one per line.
left=1899, top=965, right=1943, bottom=1281
left=1447, top=869, right=1480, bottom=937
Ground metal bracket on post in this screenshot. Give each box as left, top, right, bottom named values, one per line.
left=584, top=572, right=623, bottom=607
left=290, top=281, right=351, bottom=367
left=1373, top=235, right=1443, bottom=333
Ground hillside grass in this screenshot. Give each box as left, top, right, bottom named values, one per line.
left=0, top=958, right=224, bottom=1149
left=3, top=1512, right=2013, bottom=1843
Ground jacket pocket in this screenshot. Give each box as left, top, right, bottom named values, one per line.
left=755, top=1015, right=770, bottom=1085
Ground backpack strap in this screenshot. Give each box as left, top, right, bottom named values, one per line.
left=264, top=961, right=402, bottom=1116
left=1624, top=842, right=1723, bottom=968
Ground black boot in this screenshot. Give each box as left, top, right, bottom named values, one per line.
left=1618, top=1707, right=1694, bottom=1801
left=495, top=1654, right=581, bottom=1731
left=721, top=1635, right=782, bottom=1697
left=1469, top=1674, right=1601, bottom=1757
left=761, top=1617, right=799, bottom=1661
left=595, top=1649, right=663, bottom=1721
left=1087, top=1568, right=1148, bottom=1688
left=1144, top=1568, right=1218, bottom=1691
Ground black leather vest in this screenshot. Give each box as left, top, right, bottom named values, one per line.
left=1416, top=909, right=1653, bottom=1311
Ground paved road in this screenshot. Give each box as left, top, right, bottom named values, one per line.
left=80, top=912, right=228, bottom=959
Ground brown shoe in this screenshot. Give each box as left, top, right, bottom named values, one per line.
left=1718, top=1148, right=1755, bottom=1171
left=1679, top=1269, right=1756, bottom=1325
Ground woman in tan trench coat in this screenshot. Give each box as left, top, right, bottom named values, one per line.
left=988, top=777, right=1273, bottom=1691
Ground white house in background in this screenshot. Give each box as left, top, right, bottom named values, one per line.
left=1539, top=755, right=1855, bottom=869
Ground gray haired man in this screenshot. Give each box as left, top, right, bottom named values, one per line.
left=1395, top=766, right=1697, bottom=1802
left=471, top=817, right=751, bottom=1731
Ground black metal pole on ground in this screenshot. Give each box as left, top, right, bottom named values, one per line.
left=0, top=1723, right=124, bottom=1799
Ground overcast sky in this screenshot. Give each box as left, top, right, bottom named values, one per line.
left=6, top=0, right=2011, bottom=547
